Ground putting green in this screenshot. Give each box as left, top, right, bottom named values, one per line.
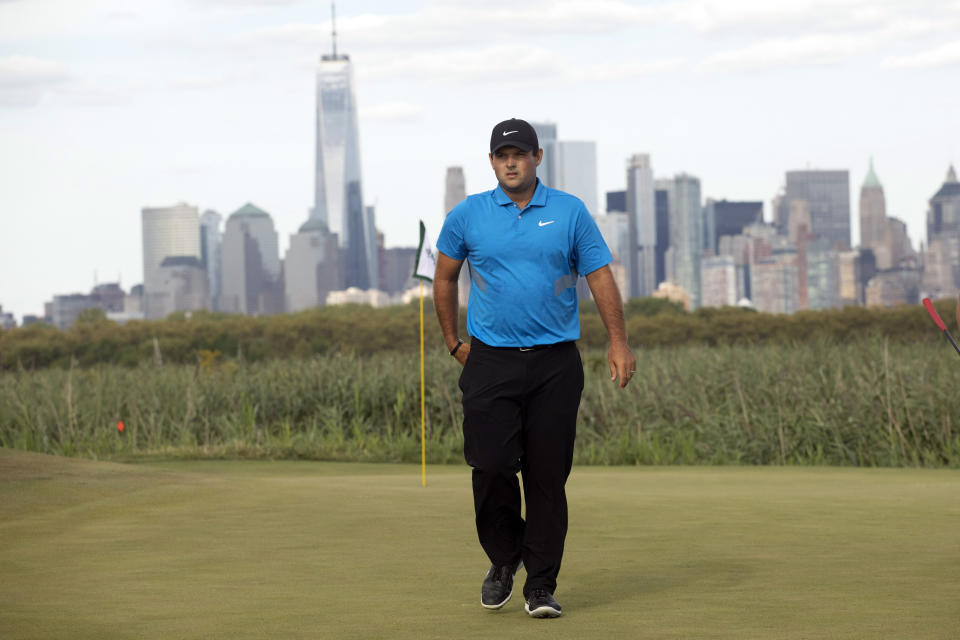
left=1, top=449, right=958, bottom=639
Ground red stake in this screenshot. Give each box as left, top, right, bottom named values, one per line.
left=923, top=298, right=960, bottom=357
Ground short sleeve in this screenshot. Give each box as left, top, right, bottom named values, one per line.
left=572, top=204, right=613, bottom=276
left=436, top=200, right=468, bottom=260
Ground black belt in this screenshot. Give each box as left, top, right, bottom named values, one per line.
left=471, top=339, right=572, bottom=352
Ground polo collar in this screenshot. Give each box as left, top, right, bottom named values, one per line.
left=493, top=179, right=547, bottom=210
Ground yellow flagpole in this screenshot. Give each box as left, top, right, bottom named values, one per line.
left=419, top=280, right=427, bottom=487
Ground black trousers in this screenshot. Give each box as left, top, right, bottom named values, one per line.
left=458, top=339, right=584, bottom=597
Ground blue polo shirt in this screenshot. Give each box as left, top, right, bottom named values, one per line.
left=437, top=180, right=612, bottom=347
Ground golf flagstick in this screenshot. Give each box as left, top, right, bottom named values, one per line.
left=412, top=221, right=437, bottom=487
left=922, top=298, right=960, bottom=357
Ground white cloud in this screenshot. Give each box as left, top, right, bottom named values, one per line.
left=360, top=102, right=423, bottom=122
left=361, top=44, right=560, bottom=84
left=581, top=57, right=687, bottom=81
left=237, top=1, right=662, bottom=54
left=882, top=41, right=960, bottom=69
left=700, top=34, right=869, bottom=71
left=0, top=55, right=70, bottom=107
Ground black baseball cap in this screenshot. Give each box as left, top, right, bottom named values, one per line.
left=490, top=118, right=539, bottom=154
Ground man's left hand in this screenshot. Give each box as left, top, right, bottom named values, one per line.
left=608, top=342, right=637, bottom=389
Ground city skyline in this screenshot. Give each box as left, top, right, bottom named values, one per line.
left=2, top=0, right=959, bottom=319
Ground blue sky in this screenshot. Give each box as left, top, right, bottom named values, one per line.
left=1, top=0, right=958, bottom=319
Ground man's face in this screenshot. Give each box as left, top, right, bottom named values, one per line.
left=489, top=146, right=542, bottom=194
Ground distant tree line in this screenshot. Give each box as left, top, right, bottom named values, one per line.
left=0, top=297, right=955, bottom=371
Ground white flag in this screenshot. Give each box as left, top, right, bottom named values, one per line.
left=413, top=220, right=437, bottom=282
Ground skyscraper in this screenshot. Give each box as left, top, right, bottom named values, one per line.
left=655, top=184, right=670, bottom=287
left=311, top=8, right=376, bottom=289
left=141, top=203, right=201, bottom=319
left=554, top=141, right=598, bottom=215
left=925, top=164, right=960, bottom=294
left=284, top=219, right=342, bottom=312
left=704, top=200, right=763, bottom=253
left=220, top=203, right=283, bottom=315
left=199, top=210, right=222, bottom=311
left=444, top=166, right=469, bottom=306
left=667, top=174, right=704, bottom=308
left=777, top=170, right=851, bottom=250
left=859, top=158, right=886, bottom=254
left=531, top=122, right=557, bottom=187
left=444, top=167, right=466, bottom=214
left=626, top=154, right=656, bottom=298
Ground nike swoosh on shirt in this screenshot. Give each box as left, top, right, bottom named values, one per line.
left=502, top=130, right=518, bottom=136
left=538, top=220, right=555, bottom=227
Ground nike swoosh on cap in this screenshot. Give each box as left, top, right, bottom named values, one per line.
left=502, top=130, right=518, bottom=136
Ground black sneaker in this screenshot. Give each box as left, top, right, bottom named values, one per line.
left=480, top=559, right=523, bottom=609
left=524, top=589, right=562, bottom=618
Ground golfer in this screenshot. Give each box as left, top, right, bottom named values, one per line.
left=434, top=118, right=636, bottom=618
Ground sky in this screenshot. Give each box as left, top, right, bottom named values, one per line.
left=1, top=0, right=959, bottom=320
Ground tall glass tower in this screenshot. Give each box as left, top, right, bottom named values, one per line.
left=311, top=4, right=376, bottom=289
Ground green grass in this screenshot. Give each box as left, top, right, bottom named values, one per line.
left=1, top=450, right=958, bottom=639
left=3, top=339, right=960, bottom=466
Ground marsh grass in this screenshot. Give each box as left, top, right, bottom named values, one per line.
left=2, top=337, right=958, bottom=466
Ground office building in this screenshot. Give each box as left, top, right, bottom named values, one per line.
left=606, top=190, right=626, bottom=214
left=141, top=203, right=201, bottom=318
left=866, top=269, right=921, bottom=307
left=49, top=294, right=98, bottom=330
left=148, top=257, right=210, bottom=319
left=200, top=210, right=222, bottom=311
left=311, top=22, right=376, bottom=289
left=806, top=237, right=839, bottom=310
left=666, top=174, right=704, bottom=308
left=284, top=219, right=343, bottom=312
left=593, top=211, right=629, bottom=301
left=444, top=167, right=466, bottom=214
left=705, top=200, right=763, bottom=254
left=926, top=164, right=960, bottom=293
left=751, top=254, right=799, bottom=314
left=0, top=305, right=16, bottom=330
left=655, top=184, right=670, bottom=287
left=379, top=246, right=418, bottom=297
left=837, top=250, right=862, bottom=306
left=626, top=154, right=656, bottom=298
left=221, top=203, right=283, bottom=315
left=701, top=255, right=737, bottom=308
left=859, top=159, right=886, bottom=256
left=531, top=122, right=557, bottom=187
left=554, top=141, right=598, bottom=215
left=776, top=170, right=851, bottom=250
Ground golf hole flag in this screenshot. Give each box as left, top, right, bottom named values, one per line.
left=413, top=221, right=436, bottom=282
left=413, top=221, right=435, bottom=487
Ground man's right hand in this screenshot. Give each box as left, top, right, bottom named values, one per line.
left=453, top=341, right=471, bottom=367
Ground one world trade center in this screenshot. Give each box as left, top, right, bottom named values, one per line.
left=311, top=5, right=377, bottom=290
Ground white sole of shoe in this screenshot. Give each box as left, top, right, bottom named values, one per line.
left=480, top=560, right=523, bottom=610
left=525, top=603, right=562, bottom=618
left=481, top=589, right=512, bottom=610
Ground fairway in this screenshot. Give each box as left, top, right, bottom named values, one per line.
left=1, top=450, right=958, bottom=639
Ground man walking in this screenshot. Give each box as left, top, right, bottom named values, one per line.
left=434, top=118, right=636, bottom=618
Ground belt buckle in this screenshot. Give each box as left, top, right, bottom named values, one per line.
left=519, top=346, right=534, bottom=352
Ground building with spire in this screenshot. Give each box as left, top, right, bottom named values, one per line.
left=859, top=158, right=886, bottom=255
left=311, top=3, right=376, bottom=290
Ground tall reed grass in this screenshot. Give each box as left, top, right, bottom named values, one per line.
left=1, top=338, right=958, bottom=466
